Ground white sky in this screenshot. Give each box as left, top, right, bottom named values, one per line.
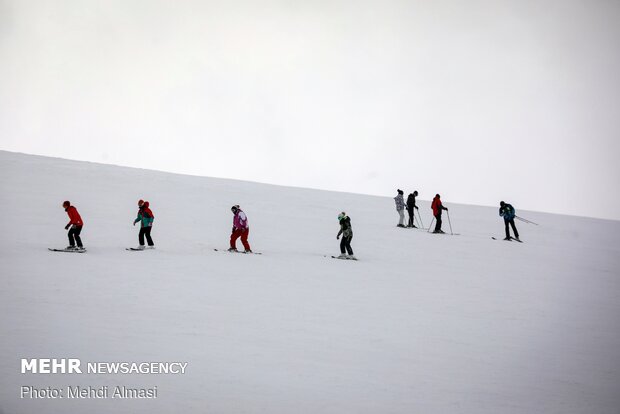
left=1, top=0, right=619, bottom=220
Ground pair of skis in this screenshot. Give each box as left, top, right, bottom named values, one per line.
left=329, top=255, right=358, bottom=261
left=213, top=248, right=262, bottom=255
left=48, top=248, right=86, bottom=253
left=491, top=237, right=523, bottom=243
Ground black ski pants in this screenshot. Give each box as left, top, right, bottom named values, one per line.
left=139, top=226, right=154, bottom=246
left=505, top=219, right=519, bottom=239
left=68, top=225, right=83, bottom=248
left=340, top=234, right=353, bottom=255
left=407, top=207, right=415, bottom=227
left=434, top=213, right=442, bottom=232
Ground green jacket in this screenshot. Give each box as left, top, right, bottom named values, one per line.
left=134, top=204, right=154, bottom=228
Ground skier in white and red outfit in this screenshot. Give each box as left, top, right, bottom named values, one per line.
left=229, top=205, right=252, bottom=253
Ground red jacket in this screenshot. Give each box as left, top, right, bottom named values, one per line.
left=431, top=197, right=443, bottom=216
left=66, top=206, right=83, bottom=226
left=142, top=201, right=154, bottom=219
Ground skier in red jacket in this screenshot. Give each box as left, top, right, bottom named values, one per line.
left=431, top=194, right=448, bottom=234
left=62, top=201, right=84, bottom=250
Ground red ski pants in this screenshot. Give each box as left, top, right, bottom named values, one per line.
left=230, top=228, right=251, bottom=251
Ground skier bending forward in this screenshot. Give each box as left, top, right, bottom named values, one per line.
left=62, top=200, right=85, bottom=250
left=499, top=201, right=520, bottom=241
left=229, top=205, right=252, bottom=253
left=337, top=212, right=355, bottom=260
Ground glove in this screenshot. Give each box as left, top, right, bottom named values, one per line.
left=337, top=235, right=340, bottom=240
left=65, top=224, right=70, bottom=230
left=415, top=206, right=419, bottom=210
left=445, top=207, right=449, bottom=211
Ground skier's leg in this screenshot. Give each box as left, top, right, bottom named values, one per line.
left=435, top=214, right=442, bottom=232
left=407, top=208, right=414, bottom=227
left=510, top=219, right=519, bottom=238
left=241, top=228, right=251, bottom=251
left=340, top=237, right=346, bottom=254
left=505, top=220, right=510, bottom=239
left=230, top=229, right=241, bottom=249
left=144, top=227, right=154, bottom=246
left=139, top=227, right=146, bottom=246
left=74, top=226, right=83, bottom=248
left=345, top=235, right=354, bottom=255
left=398, top=210, right=405, bottom=226
left=67, top=228, right=76, bottom=247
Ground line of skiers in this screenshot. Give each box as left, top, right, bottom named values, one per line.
left=394, top=190, right=450, bottom=233
left=59, top=200, right=253, bottom=252
left=58, top=194, right=521, bottom=254
left=394, top=190, right=520, bottom=240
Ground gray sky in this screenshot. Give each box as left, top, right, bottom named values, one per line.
left=1, top=0, right=619, bottom=220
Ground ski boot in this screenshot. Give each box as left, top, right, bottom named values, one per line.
left=337, top=253, right=347, bottom=259
left=228, top=247, right=238, bottom=252
left=146, top=245, right=156, bottom=249
left=65, top=246, right=77, bottom=250
left=244, top=249, right=252, bottom=254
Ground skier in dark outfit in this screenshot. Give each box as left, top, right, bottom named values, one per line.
left=431, top=194, right=448, bottom=233
left=133, top=199, right=155, bottom=249
left=336, top=212, right=355, bottom=259
left=406, top=191, right=419, bottom=228
left=499, top=201, right=520, bottom=241
left=62, top=201, right=84, bottom=250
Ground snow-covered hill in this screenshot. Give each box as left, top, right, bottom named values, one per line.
left=1, top=150, right=619, bottom=414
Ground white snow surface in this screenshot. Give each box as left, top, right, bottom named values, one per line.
left=1, top=151, right=619, bottom=414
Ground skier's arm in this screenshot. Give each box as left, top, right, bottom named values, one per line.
left=133, top=213, right=142, bottom=225
left=337, top=228, right=343, bottom=239
left=66, top=210, right=74, bottom=229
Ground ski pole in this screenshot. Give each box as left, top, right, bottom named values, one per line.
left=446, top=210, right=454, bottom=235
left=427, top=217, right=434, bottom=233
left=515, top=215, right=538, bottom=225
left=416, top=209, right=424, bottom=229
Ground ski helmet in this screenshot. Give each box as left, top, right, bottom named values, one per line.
left=338, top=212, right=346, bottom=221
left=138, top=199, right=144, bottom=206
left=62, top=201, right=70, bottom=208
left=231, top=205, right=240, bottom=213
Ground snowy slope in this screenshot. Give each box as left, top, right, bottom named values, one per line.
left=1, top=150, right=619, bottom=414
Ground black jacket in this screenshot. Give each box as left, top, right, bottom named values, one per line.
left=406, top=194, right=416, bottom=209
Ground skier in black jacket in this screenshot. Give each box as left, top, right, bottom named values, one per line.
left=406, top=191, right=419, bottom=228
left=336, top=212, right=355, bottom=259
left=499, top=201, right=520, bottom=241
